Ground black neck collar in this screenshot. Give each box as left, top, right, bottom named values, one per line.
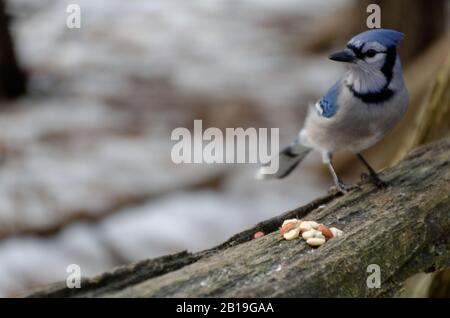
left=347, top=46, right=397, bottom=104
left=347, top=84, right=394, bottom=103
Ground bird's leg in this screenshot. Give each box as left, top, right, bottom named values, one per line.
left=326, top=159, right=357, bottom=193
left=356, top=153, right=388, bottom=188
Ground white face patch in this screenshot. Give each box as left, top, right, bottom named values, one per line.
left=364, top=53, right=386, bottom=63
left=362, top=41, right=387, bottom=64
left=362, top=41, right=386, bottom=53
left=346, top=63, right=387, bottom=94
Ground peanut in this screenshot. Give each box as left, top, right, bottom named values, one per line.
left=306, top=237, right=326, bottom=247
left=253, top=231, right=265, bottom=239
left=313, top=230, right=325, bottom=239
left=302, top=229, right=316, bottom=240
left=299, top=221, right=313, bottom=232
left=318, top=224, right=333, bottom=240
left=280, top=222, right=297, bottom=236
left=281, top=217, right=341, bottom=245
left=283, top=227, right=301, bottom=240
left=282, top=219, right=299, bottom=227
left=309, top=221, right=319, bottom=229
left=330, top=227, right=343, bottom=238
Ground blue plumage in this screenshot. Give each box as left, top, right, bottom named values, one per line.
left=318, top=80, right=340, bottom=118
left=257, top=28, right=408, bottom=194
left=349, top=28, right=404, bottom=48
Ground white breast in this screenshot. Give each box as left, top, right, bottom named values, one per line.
left=302, top=81, right=407, bottom=154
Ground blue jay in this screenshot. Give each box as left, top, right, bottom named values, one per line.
left=257, top=29, right=408, bottom=193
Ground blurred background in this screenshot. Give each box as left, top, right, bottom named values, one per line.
left=0, top=0, right=448, bottom=297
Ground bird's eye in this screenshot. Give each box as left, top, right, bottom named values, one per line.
left=365, top=49, right=377, bottom=58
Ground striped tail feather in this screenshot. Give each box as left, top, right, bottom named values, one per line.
left=256, top=142, right=311, bottom=180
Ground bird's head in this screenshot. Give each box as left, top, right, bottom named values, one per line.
left=329, top=29, right=404, bottom=73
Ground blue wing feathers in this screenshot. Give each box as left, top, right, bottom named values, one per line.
left=317, top=80, right=340, bottom=118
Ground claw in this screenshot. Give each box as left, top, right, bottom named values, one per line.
left=362, top=172, right=389, bottom=189
left=356, top=154, right=389, bottom=189
left=337, top=182, right=359, bottom=193
left=371, top=176, right=389, bottom=189
left=330, top=182, right=358, bottom=194
left=328, top=185, right=339, bottom=194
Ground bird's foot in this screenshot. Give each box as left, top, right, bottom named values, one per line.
left=329, top=182, right=359, bottom=194
left=360, top=172, right=389, bottom=189
left=372, top=176, right=389, bottom=189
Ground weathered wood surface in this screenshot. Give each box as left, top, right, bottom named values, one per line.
left=29, top=137, right=450, bottom=297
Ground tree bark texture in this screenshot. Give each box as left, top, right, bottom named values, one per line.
left=29, top=137, right=450, bottom=297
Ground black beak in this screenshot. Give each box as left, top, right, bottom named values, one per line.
left=329, top=50, right=355, bottom=63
